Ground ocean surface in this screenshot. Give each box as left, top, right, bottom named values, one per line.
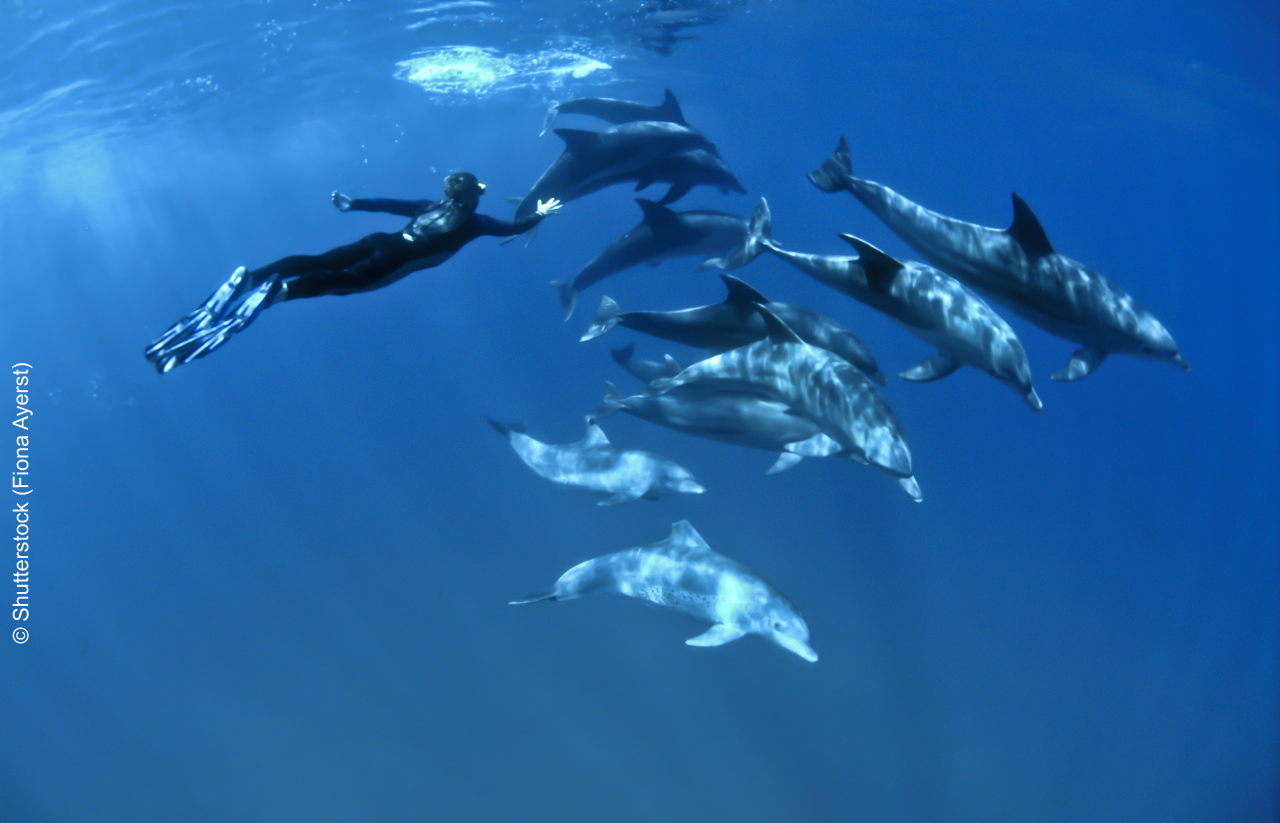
left=1, top=1, right=1276, bottom=821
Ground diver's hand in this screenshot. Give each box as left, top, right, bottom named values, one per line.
left=536, top=197, right=561, bottom=217
left=332, top=191, right=352, bottom=212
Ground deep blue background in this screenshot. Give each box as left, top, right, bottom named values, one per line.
left=1, top=1, right=1276, bottom=821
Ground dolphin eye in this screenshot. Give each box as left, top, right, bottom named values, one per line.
left=773, top=621, right=783, bottom=630
left=1141, top=345, right=1154, bottom=354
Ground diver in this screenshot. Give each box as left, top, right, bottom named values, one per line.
left=145, top=172, right=561, bottom=373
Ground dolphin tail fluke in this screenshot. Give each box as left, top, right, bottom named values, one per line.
left=610, top=341, right=635, bottom=369
left=551, top=280, right=578, bottom=321
left=581, top=296, right=622, bottom=342
left=702, top=197, right=773, bottom=272
left=592, top=381, right=625, bottom=420
left=808, top=135, right=853, bottom=193
left=509, top=591, right=557, bottom=605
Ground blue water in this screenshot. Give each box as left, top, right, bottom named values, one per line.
left=1, top=1, right=1276, bottom=821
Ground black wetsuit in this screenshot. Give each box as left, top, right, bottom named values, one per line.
left=245, top=197, right=544, bottom=300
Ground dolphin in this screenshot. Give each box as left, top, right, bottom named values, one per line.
left=593, top=377, right=854, bottom=476
left=609, top=342, right=670, bottom=383
left=641, top=306, right=921, bottom=501
left=557, top=148, right=746, bottom=208
left=581, top=272, right=889, bottom=386
left=714, top=198, right=1042, bottom=412
left=511, top=520, right=818, bottom=662
left=514, top=121, right=716, bottom=221
left=809, top=136, right=1190, bottom=381
left=541, top=88, right=690, bottom=135
left=487, top=417, right=705, bottom=506
left=551, top=199, right=748, bottom=321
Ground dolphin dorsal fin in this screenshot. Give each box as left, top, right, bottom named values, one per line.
left=1007, top=192, right=1055, bottom=257
left=719, top=273, right=770, bottom=307
left=839, top=234, right=904, bottom=294
left=659, top=354, right=683, bottom=378
left=753, top=304, right=805, bottom=345
left=581, top=417, right=610, bottom=446
left=554, top=128, right=599, bottom=154
left=636, top=198, right=679, bottom=226
left=657, top=89, right=687, bottom=126
left=669, top=520, right=708, bottom=548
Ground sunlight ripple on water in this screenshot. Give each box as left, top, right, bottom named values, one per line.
left=394, top=45, right=614, bottom=100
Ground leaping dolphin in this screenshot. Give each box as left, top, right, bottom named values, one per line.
left=581, top=272, right=888, bottom=386
left=809, top=136, right=1189, bottom=381
left=640, top=306, right=921, bottom=501
left=515, top=121, right=715, bottom=221
left=487, top=417, right=705, bottom=506
left=714, top=198, right=1042, bottom=412
left=511, top=520, right=818, bottom=662
left=552, top=199, right=748, bottom=321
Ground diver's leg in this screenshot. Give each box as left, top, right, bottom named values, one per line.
left=243, top=234, right=384, bottom=285
left=275, top=235, right=418, bottom=300
left=145, top=235, right=386, bottom=369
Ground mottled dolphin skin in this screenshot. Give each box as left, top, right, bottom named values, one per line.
left=641, top=306, right=921, bottom=501
left=487, top=417, right=705, bottom=506
left=715, top=198, right=1042, bottom=412
left=510, top=520, right=818, bottom=662
left=515, top=121, right=715, bottom=221
left=582, top=271, right=889, bottom=386
left=560, top=149, right=746, bottom=208
left=541, top=88, right=690, bottom=135
left=810, top=136, right=1189, bottom=381
left=551, top=199, right=748, bottom=321
left=593, top=378, right=852, bottom=476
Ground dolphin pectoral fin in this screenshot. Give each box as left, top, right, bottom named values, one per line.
left=686, top=624, right=746, bottom=648
left=551, top=280, right=577, bottom=322
left=510, top=591, right=557, bottom=605
left=1052, top=349, right=1105, bottom=381
left=539, top=101, right=561, bottom=136
left=599, top=490, right=643, bottom=506
left=900, top=353, right=962, bottom=382
left=765, top=452, right=804, bottom=475
left=656, top=182, right=692, bottom=205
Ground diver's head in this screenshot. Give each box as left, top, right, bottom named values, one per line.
left=444, top=172, right=485, bottom=210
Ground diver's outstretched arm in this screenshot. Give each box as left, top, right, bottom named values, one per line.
left=477, top=199, right=562, bottom=237
left=331, top=191, right=435, bottom=217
